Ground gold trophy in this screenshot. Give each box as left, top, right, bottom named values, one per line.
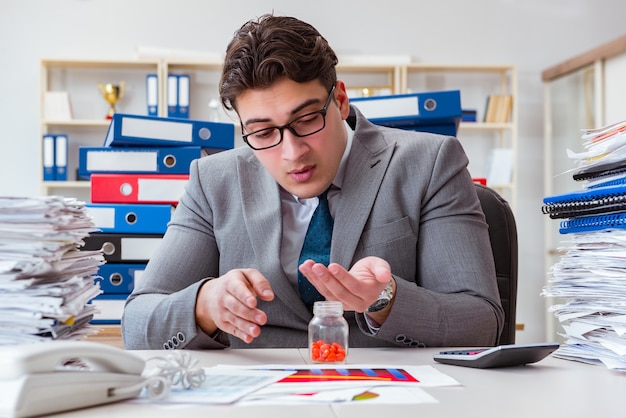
left=98, top=82, right=125, bottom=119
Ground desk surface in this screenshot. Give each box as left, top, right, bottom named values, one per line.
left=53, top=347, right=626, bottom=418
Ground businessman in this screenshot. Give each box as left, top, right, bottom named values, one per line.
left=122, top=14, right=504, bottom=350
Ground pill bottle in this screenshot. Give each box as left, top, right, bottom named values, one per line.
left=308, top=301, right=349, bottom=363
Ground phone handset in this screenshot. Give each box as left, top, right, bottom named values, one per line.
left=0, top=340, right=145, bottom=380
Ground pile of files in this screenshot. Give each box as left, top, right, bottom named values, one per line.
left=78, top=113, right=235, bottom=324
left=542, top=119, right=626, bottom=370
left=0, top=196, right=104, bottom=345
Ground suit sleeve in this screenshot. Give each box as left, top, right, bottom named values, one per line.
left=357, top=136, right=505, bottom=347
left=121, top=159, right=228, bottom=350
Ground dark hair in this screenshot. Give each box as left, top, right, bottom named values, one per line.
left=219, top=14, right=338, bottom=111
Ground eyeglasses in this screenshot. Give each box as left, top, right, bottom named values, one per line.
left=242, top=85, right=336, bottom=151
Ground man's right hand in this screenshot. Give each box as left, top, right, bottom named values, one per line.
left=195, top=268, right=275, bottom=343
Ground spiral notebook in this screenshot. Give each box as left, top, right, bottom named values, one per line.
left=559, top=212, right=626, bottom=234
left=542, top=184, right=626, bottom=219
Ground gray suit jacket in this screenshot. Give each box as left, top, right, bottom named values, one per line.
left=122, top=107, right=504, bottom=350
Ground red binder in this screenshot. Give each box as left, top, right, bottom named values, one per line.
left=90, top=173, right=189, bottom=204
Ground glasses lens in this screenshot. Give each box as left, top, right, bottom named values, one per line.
left=245, top=127, right=281, bottom=149
left=289, top=112, right=325, bottom=137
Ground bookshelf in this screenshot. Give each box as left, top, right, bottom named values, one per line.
left=402, top=64, right=518, bottom=210
left=39, top=59, right=518, bottom=209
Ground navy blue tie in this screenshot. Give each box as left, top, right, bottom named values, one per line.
left=297, top=190, right=333, bottom=309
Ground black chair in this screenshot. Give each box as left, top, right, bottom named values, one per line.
left=474, top=183, right=518, bottom=345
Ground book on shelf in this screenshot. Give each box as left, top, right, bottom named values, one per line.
left=43, top=91, right=73, bottom=121
left=483, top=95, right=512, bottom=123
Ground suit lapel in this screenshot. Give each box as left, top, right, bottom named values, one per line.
left=332, top=113, right=396, bottom=269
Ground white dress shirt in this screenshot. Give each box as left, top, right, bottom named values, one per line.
left=279, top=122, right=354, bottom=288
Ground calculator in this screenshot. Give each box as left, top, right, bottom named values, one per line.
left=433, top=343, right=560, bottom=368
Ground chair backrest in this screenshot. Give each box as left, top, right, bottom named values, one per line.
left=474, top=184, right=518, bottom=345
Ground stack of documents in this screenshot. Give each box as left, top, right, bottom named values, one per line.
left=0, top=196, right=104, bottom=345
left=542, top=119, right=626, bottom=370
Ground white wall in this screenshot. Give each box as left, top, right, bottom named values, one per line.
left=2, top=0, right=626, bottom=344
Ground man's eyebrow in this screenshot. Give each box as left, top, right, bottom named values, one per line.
left=242, top=97, right=322, bottom=126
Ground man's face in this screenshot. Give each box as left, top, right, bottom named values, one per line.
left=237, top=78, right=350, bottom=199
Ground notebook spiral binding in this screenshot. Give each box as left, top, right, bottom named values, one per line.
left=559, top=212, right=626, bottom=234
left=542, top=185, right=626, bottom=219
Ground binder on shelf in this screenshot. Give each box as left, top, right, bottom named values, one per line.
left=54, top=134, right=68, bottom=181
left=167, top=74, right=178, bottom=118
left=350, top=90, right=462, bottom=134
left=85, top=203, right=173, bottom=234
left=177, top=74, right=190, bottom=119
left=90, top=173, right=189, bottom=204
left=102, top=113, right=234, bottom=150
left=95, top=263, right=146, bottom=294
left=42, top=135, right=55, bottom=181
left=146, top=73, right=158, bottom=116
left=78, top=145, right=203, bottom=179
left=90, top=293, right=127, bottom=325
left=82, top=232, right=163, bottom=263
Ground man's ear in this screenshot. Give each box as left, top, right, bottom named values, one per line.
left=335, top=80, right=351, bottom=120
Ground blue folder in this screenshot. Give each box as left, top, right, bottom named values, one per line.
left=103, top=113, right=234, bottom=150
left=94, top=263, right=146, bottom=294
left=85, top=203, right=173, bottom=234
left=78, top=145, right=203, bottom=179
left=350, top=90, right=462, bottom=135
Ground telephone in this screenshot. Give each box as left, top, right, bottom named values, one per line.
left=0, top=340, right=148, bottom=418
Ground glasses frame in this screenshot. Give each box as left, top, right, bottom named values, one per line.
left=242, top=85, right=336, bottom=151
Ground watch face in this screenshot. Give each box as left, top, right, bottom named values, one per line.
left=367, top=297, right=390, bottom=313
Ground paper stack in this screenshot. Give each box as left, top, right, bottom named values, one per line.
left=0, top=196, right=104, bottom=345
left=542, top=119, right=626, bottom=370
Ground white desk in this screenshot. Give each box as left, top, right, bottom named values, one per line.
left=52, top=347, right=626, bottom=418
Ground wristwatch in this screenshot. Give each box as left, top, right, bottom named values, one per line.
left=367, top=279, right=394, bottom=313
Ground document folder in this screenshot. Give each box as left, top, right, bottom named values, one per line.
left=95, top=263, right=146, bottom=294
left=82, top=233, right=163, bottom=263
left=102, top=113, right=234, bottom=150
left=146, top=74, right=158, bottom=116
left=42, top=135, right=55, bottom=181
left=85, top=203, right=173, bottom=234
left=78, top=145, right=202, bottom=179
left=351, top=90, right=462, bottom=135
left=90, top=173, right=189, bottom=204
left=54, top=134, right=68, bottom=181
left=167, top=74, right=178, bottom=118
left=90, top=293, right=127, bottom=324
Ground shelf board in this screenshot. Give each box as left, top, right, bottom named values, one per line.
left=42, top=119, right=111, bottom=127
left=41, top=58, right=160, bottom=69
left=459, top=122, right=513, bottom=130
left=43, top=181, right=91, bottom=189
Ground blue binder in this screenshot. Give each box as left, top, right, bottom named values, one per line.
left=42, top=135, right=55, bottom=181
left=146, top=74, right=158, bottom=116
left=102, top=113, right=234, bottom=150
left=54, top=134, right=68, bottom=181
left=78, top=145, right=203, bottom=179
left=85, top=203, right=173, bottom=234
left=177, top=74, right=190, bottom=119
left=351, top=90, right=462, bottom=135
left=90, top=293, right=128, bottom=325
left=167, top=74, right=178, bottom=118
left=94, top=263, right=146, bottom=294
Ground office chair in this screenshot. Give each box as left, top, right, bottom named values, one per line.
left=474, top=183, right=518, bottom=345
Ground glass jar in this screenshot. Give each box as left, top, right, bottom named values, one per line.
left=308, top=301, right=349, bottom=363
